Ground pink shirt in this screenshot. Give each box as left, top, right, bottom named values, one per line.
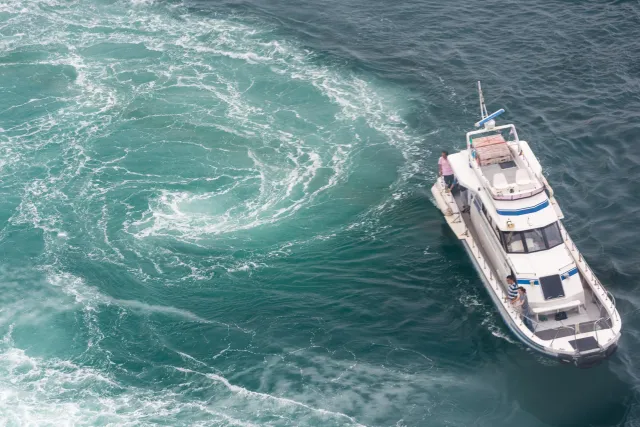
left=438, top=156, right=453, bottom=176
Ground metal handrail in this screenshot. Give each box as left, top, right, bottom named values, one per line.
left=516, top=271, right=538, bottom=278
left=558, top=262, right=574, bottom=274
left=548, top=325, right=574, bottom=349
left=592, top=290, right=617, bottom=347
left=473, top=153, right=544, bottom=201
left=470, top=237, right=535, bottom=339
left=520, top=312, right=542, bottom=333
left=607, top=289, right=617, bottom=314
left=559, top=222, right=617, bottom=313
left=491, top=187, right=545, bottom=201
left=559, top=221, right=619, bottom=351
left=594, top=318, right=602, bottom=348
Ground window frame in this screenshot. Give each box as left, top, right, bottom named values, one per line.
left=502, top=230, right=527, bottom=253
left=541, top=222, right=563, bottom=250
left=501, top=222, right=564, bottom=254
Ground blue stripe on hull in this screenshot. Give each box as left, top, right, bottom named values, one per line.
left=496, top=199, right=550, bottom=216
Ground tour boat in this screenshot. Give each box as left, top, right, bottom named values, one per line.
left=431, top=82, right=621, bottom=367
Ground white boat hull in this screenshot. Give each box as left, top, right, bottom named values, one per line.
left=431, top=180, right=620, bottom=368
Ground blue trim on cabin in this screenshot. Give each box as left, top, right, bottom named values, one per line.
left=496, top=200, right=550, bottom=216
left=517, top=267, right=578, bottom=286
left=565, top=267, right=578, bottom=277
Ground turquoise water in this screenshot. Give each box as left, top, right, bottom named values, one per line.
left=1, top=0, right=640, bottom=425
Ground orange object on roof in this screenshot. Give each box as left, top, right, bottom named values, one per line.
left=472, top=134, right=511, bottom=166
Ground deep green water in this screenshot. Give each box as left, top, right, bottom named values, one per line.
left=1, top=0, right=640, bottom=425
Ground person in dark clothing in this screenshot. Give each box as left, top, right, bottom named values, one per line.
left=514, top=286, right=534, bottom=331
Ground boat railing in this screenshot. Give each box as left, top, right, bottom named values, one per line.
left=559, top=222, right=620, bottom=352
left=558, top=262, right=574, bottom=276
left=539, top=175, right=555, bottom=198
left=470, top=155, right=545, bottom=202
left=560, top=223, right=618, bottom=319
left=548, top=325, right=574, bottom=349
left=515, top=144, right=547, bottom=187
left=514, top=270, right=538, bottom=281
left=593, top=289, right=617, bottom=346
left=571, top=325, right=586, bottom=357
left=467, top=230, right=528, bottom=331
left=490, top=187, right=545, bottom=201
left=524, top=313, right=543, bottom=333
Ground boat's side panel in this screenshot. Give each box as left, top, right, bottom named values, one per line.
left=467, top=194, right=512, bottom=280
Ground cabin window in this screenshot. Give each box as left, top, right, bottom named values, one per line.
left=522, top=228, right=546, bottom=252
left=543, top=222, right=563, bottom=248
left=503, top=231, right=526, bottom=253
left=501, top=221, right=564, bottom=254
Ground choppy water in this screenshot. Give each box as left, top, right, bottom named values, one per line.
left=1, top=0, right=640, bottom=425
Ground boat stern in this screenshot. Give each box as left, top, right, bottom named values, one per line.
left=548, top=327, right=621, bottom=368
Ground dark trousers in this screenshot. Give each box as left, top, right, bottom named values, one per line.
left=443, top=174, right=454, bottom=187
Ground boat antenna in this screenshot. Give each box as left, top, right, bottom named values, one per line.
left=475, top=81, right=505, bottom=128
left=478, top=81, right=488, bottom=119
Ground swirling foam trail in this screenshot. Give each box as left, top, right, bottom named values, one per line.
left=0, top=0, right=433, bottom=424
left=0, top=328, right=367, bottom=426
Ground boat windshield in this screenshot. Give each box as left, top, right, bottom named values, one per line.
left=501, top=222, right=563, bottom=254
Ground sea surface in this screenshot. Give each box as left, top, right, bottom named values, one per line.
left=1, top=0, right=639, bottom=425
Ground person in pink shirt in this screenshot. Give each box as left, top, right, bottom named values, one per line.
left=438, top=151, right=454, bottom=191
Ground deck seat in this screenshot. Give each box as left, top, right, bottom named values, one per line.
left=492, top=172, right=509, bottom=190
left=531, top=299, right=582, bottom=320
left=515, top=169, right=532, bottom=186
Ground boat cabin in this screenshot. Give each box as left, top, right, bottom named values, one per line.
left=467, top=124, right=545, bottom=201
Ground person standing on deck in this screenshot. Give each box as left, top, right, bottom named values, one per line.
left=506, top=275, right=518, bottom=303
left=438, top=151, right=455, bottom=192
left=514, top=287, right=534, bottom=332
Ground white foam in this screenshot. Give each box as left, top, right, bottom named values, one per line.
left=0, top=341, right=261, bottom=426
left=114, top=299, right=213, bottom=323
left=45, top=270, right=215, bottom=324
left=175, top=367, right=367, bottom=427
left=60, top=3, right=422, bottom=244
left=0, top=3, right=438, bottom=424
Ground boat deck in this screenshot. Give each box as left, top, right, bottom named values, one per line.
left=533, top=288, right=612, bottom=340
left=480, top=161, right=519, bottom=185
